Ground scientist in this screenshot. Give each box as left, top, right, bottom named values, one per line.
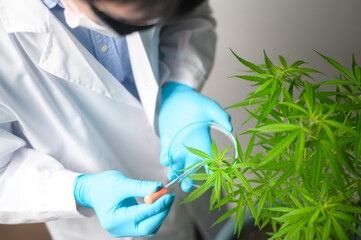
left=0, top=0, right=232, bottom=239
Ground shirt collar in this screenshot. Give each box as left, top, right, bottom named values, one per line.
left=41, top=0, right=64, bottom=9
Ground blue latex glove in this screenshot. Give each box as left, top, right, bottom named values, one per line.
left=73, top=170, right=175, bottom=238
left=159, top=82, right=232, bottom=192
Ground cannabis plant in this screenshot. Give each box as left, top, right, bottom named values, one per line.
left=181, top=50, right=361, bottom=239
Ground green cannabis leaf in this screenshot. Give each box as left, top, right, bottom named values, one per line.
left=180, top=50, right=361, bottom=239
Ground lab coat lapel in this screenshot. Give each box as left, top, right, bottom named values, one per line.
left=0, top=0, right=154, bottom=115
left=38, top=13, right=141, bottom=109
left=127, top=28, right=161, bottom=131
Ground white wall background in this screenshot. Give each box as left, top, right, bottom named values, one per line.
left=202, top=0, right=361, bottom=148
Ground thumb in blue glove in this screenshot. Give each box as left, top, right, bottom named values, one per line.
left=73, top=170, right=175, bottom=238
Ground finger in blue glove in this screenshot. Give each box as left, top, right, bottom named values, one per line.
left=73, top=170, right=175, bottom=237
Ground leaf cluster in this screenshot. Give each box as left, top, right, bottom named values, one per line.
left=182, top=50, right=361, bottom=239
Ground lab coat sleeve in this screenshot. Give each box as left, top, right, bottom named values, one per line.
left=158, top=0, right=216, bottom=91
left=0, top=107, right=83, bottom=223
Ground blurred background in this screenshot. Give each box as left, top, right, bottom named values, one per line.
left=1, top=0, right=361, bottom=239
left=204, top=0, right=361, bottom=147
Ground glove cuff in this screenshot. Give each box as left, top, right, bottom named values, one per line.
left=161, top=82, right=195, bottom=99
left=73, top=174, right=92, bottom=209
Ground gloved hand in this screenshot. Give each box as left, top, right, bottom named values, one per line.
left=159, top=82, right=232, bottom=192
left=73, top=170, right=175, bottom=238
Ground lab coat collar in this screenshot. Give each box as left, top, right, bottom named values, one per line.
left=38, top=13, right=142, bottom=109
left=0, top=0, right=49, bottom=33
left=0, top=0, right=142, bottom=108
left=0, top=0, right=158, bottom=129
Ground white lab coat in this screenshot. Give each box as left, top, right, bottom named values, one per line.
left=0, top=0, right=225, bottom=239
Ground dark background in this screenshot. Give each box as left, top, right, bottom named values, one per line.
left=0, top=223, right=51, bottom=240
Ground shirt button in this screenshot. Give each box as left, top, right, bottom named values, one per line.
left=101, top=44, right=108, bottom=53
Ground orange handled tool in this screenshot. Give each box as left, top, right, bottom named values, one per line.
left=144, top=163, right=203, bottom=204
left=144, top=186, right=169, bottom=204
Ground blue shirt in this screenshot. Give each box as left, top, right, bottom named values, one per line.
left=41, top=0, right=140, bottom=100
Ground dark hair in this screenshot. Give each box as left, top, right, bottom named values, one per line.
left=86, top=0, right=205, bottom=22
